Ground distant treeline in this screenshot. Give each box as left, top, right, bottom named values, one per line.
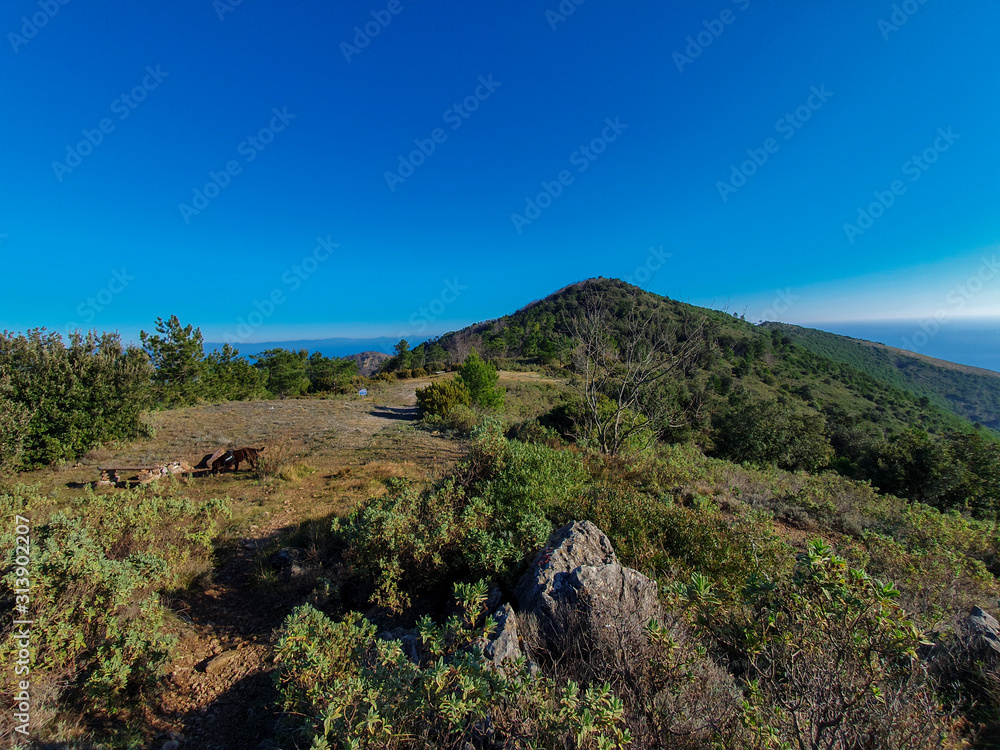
left=0, top=316, right=362, bottom=471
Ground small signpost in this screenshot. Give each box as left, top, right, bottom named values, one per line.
left=359, top=388, right=368, bottom=397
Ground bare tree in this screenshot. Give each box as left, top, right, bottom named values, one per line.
left=565, top=285, right=707, bottom=456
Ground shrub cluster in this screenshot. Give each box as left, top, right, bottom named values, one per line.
left=275, top=581, right=633, bottom=750
left=0, top=330, right=154, bottom=469
left=0, top=484, right=230, bottom=739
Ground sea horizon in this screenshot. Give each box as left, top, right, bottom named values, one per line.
left=804, top=318, right=1000, bottom=374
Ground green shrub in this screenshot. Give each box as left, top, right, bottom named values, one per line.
left=332, top=423, right=580, bottom=613
left=411, top=367, right=428, bottom=378
left=681, top=540, right=962, bottom=750
left=457, top=351, right=504, bottom=410
left=712, top=395, right=833, bottom=472
left=444, top=404, right=481, bottom=434
left=0, top=484, right=230, bottom=738
left=0, top=372, right=30, bottom=474
left=0, top=330, right=153, bottom=468
left=332, top=478, right=487, bottom=613
left=416, top=379, right=472, bottom=418
left=274, top=581, right=632, bottom=750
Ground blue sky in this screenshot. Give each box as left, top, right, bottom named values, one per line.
left=1, top=0, right=998, bottom=347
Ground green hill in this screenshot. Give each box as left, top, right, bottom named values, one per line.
left=760, top=322, right=1000, bottom=430
left=436, top=278, right=980, bottom=443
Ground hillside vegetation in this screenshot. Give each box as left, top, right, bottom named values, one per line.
left=762, top=321, right=1000, bottom=429
left=430, top=278, right=1000, bottom=519
left=4, top=278, right=1000, bottom=749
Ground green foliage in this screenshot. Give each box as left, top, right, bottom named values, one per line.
left=416, top=378, right=472, bottom=418
left=0, top=371, right=31, bottom=473
left=140, top=315, right=205, bottom=406
left=682, top=540, right=962, bottom=749
left=308, top=352, right=360, bottom=393
left=255, top=348, right=310, bottom=396
left=332, top=423, right=583, bottom=613
left=868, top=428, right=1000, bottom=518
left=0, top=484, right=230, bottom=732
left=456, top=350, right=504, bottom=410
left=0, top=329, right=153, bottom=469
left=712, top=394, right=833, bottom=471
left=202, top=343, right=268, bottom=401
left=765, top=321, right=1000, bottom=430
left=275, top=582, right=631, bottom=750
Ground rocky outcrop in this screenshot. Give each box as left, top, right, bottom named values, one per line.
left=347, top=351, right=391, bottom=377
left=514, top=520, right=662, bottom=648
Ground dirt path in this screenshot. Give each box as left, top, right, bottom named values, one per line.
left=146, top=378, right=459, bottom=750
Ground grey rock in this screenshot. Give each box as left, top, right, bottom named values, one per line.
left=270, top=547, right=302, bottom=569
left=482, top=602, right=522, bottom=667
left=380, top=627, right=421, bottom=663
left=514, top=520, right=661, bottom=644
left=967, top=606, right=1000, bottom=655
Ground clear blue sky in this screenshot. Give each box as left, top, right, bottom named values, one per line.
left=2, top=0, right=998, bottom=346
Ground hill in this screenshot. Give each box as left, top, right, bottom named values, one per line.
left=760, top=322, right=1000, bottom=429
left=346, top=350, right=391, bottom=376
left=435, top=278, right=983, bottom=444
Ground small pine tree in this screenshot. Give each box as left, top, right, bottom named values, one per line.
left=140, top=316, right=206, bottom=406
left=457, top=350, right=504, bottom=410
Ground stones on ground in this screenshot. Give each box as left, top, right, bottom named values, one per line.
left=270, top=547, right=308, bottom=582
left=482, top=602, right=522, bottom=667
left=204, top=650, right=239, bottom=675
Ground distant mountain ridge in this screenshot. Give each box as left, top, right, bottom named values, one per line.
left=761, top=322, right=1000, bottom=430
left=204, top=336, right=422, bottom=360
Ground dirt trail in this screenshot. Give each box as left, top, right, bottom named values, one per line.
left=147, top=378, right=453, bottom=750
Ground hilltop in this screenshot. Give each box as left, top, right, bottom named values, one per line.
left=436, top=277, right=993, bottom=442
